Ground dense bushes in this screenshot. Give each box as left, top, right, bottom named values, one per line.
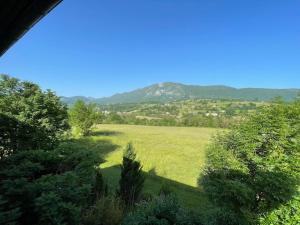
left=122, top=194, right=202, bottom=225
left=0, top=76, right=105, bottom=225
left=0, top=113, right=36, bottom=157
left=259, top=196, right=300, bottom=225
left=82, top=196, right=124, bottom=225
left=200, top=100, right=300, bottom=225
left=0, top=74, right=69, bottom=155
left=0, top=143, right=104, bottom=225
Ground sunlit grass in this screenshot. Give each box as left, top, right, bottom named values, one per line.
left=81, top=124, right=220, bottom=208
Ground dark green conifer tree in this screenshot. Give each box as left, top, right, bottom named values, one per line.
left=118, top=143, right=145, bottom=207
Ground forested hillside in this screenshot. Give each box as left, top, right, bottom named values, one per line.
left=62, top=82, right=300, bottom=105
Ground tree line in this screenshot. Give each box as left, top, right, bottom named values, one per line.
left=99, top=100, right=258, bottom=129
left=102, top=112, right=244, bottom=128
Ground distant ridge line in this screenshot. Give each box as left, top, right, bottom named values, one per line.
left=61, top=82, right=300, bottom=105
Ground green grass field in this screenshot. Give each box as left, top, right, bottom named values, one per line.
left=77, top=124, right=220, bottom=208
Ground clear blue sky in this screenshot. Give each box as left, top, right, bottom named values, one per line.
left=0, top=0, right=299, bottom=97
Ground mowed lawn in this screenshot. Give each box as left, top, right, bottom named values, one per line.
left=80, top=124, right=220, bottom=208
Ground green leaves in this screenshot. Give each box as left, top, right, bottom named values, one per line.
left=35, top=192, right=81, bottom=225
left=122, top=194, right=202, bottom=225
left=0, top=75, right=69, bottom=155
left=69, top=100, right=100, bottom=136
left=201, top=101, right=300, bottom=224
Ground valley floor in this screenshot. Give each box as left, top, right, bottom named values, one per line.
left=77, top=124, right=221, bottom=208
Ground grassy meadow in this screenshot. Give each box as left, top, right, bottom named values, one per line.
left=76, top=124, right=220, bottom=208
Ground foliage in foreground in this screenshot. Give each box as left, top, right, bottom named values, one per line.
left=0, top=74, right=69, bottom=156
left=0, top=75, right=106, bottom=225
left=0, top=75, right=68, bottom=155
left=122, top=194, right=203, bottom=225
left=82, top=196, right=124, bottom=225
left=259, top=196, right=300, bottom=225
left=201, top=100, right=300, bottom=225
left=0, top=142, right=104, bottom=225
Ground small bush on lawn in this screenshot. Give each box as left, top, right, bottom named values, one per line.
left=122, top=194, right=203, bottom=225
left=82, top=196, right=124, bottom=225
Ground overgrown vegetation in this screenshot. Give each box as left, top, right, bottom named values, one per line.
left=200, top=100, right=300, bottom=225
left=122, top=194, right=203, bottom=225
left=82, top=196, right=124, bottom=225
left=0, top=75, right=68, bottom=156
left=0, top=75, right=105, bottom=225
left=0, top=144, right=104, bottom=225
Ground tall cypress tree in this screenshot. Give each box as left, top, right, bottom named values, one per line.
left=118, top=143, right=145, bottom=207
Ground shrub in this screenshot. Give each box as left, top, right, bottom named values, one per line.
left=34, top=192, right=81, bottom=225
left=122, top=194, right=202, bottom=225
left=259, top=196, right=300, bottom=225
left=159, top=182, right=173, bottom=196
left=82, top=196, right=124, bottom=225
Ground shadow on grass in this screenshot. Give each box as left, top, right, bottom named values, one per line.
left=90, top=130, right=123, bottom=136
left=100, top=165, right=298, bottom=221
left=66, top=138, right=120, bottom=159
left=100, top=165, right=210, bottom=210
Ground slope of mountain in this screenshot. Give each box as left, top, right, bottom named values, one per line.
left=61, top=82, right=299, bottom=105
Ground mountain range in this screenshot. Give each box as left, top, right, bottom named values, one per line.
left=61, top=82, right=299, bottom=105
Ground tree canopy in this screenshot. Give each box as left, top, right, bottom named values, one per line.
left=0, top=74, right=69, bottom=156
left=201, top=100, right=300, bottom=224
left=69, top=100, right=100, bottom=136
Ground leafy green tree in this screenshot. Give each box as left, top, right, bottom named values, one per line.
left=200, top=101, right=300, bottom=224
left=69, top=100, right=100, bottom=136
left=0, top=74, right=69, bottom=154
left=0, top=75, right=107, bottom=225
left=117, top=143, right=145, bottom=207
